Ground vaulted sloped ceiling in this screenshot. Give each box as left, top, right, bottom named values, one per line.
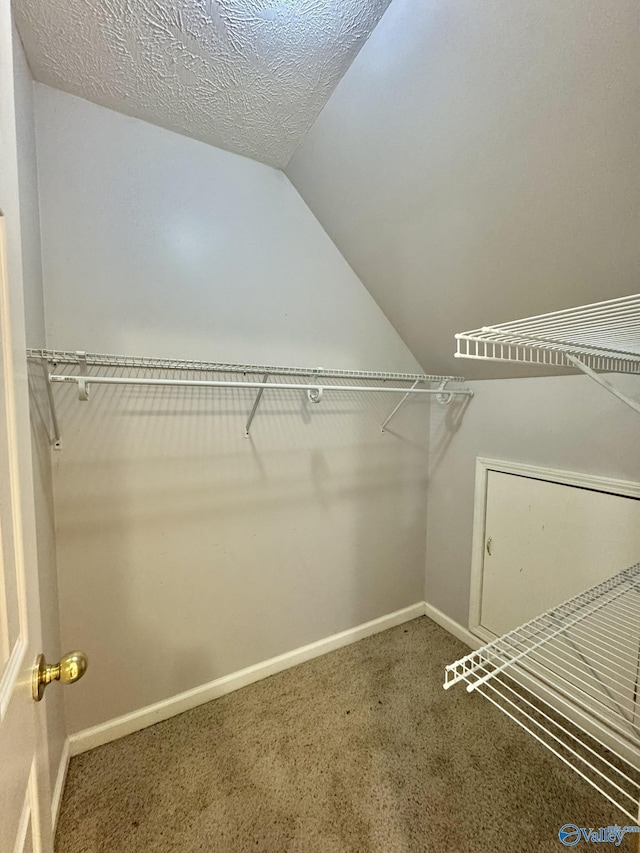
left=286, top=0, right=640, bottom=378
left=14, top=0, right=640, bottom=377
left=14, top=0, right=391, bottom=168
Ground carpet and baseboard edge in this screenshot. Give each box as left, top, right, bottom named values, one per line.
left=422, top=602, right=480, bottom=650
left=68, top=602, right=454, bottom=757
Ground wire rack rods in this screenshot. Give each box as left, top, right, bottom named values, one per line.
left=29, top=348, right=465, bottom=384
left=455, top=294, right=640, bottom=374
left=444, top=563, right=640, bottom=820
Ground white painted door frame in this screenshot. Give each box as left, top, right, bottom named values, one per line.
left=0, top=212, right=53, bottom=850
left=469, top=456, right=640, bottom=644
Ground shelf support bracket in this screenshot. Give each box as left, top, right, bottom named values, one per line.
left=381, top=379, right=421, bottom=433
left=76, top=350, right=91, bottom=401
left=41, top=358, right=62, bottom=450
left=435, top=380, right=453, bottom=405
left=566, top=355, right=640, bottom=417
left=245, top=373, right=269, bottom=437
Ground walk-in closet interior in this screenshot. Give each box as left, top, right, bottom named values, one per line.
left=1, top=0, right=640, bottom=850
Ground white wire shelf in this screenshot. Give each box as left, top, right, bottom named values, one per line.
left=455, top=294, right=640, bottom=374
left=444, top=562, right=640, bottom=821
left=28, top=348, right=464, bottom=384
left=27, top=348, right=473, bottom=446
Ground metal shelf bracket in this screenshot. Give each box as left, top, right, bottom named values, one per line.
left=41, top=359, right=62, bottom=450
left=76, top=351, right=90, bottom=401
left=380, top=378, right=457, bottom=433
left=567, top=355, right=640, bottom=417
left=381, top=379, right=421, bottom=433
left=245, top=373, right=268, bottom=437
left=435, top=380, right=453, bottom=405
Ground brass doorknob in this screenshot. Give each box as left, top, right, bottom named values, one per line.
left=32, top=651, right=88, bottom=702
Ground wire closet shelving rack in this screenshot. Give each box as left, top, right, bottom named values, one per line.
left=28, top=348, right=474, bottom=447
left=448, top=293, right=640, bottom=833
left=455, top=293, right=640, bottom=415
left=445, top=563, right=640, bottom=824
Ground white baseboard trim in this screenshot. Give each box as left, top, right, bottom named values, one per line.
left=69, top=601, right=426, bottom=756
left=423, top=601, right=481, bottom=650
left=51, top=737, right=70, bottom=834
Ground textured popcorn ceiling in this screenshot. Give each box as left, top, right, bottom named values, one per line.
left=14, top=0, right=391, bottom=168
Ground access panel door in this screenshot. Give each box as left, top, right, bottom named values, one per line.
left=480, top=470, right=640, bottom=637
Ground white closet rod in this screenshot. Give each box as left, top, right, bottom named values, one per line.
left=49, top=373, right=474, bottom=400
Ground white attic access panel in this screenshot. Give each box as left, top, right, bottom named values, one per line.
left=475, top=467, right=640, bottom=640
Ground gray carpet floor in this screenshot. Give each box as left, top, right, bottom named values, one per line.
left=55, top=617, right=635, bottom=852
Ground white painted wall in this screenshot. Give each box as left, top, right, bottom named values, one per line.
left=34, top=86, right=429, bottom=734
left=426, top=374, right=640, bottom=626
left=12, top=23, right=66, bottom=808
left=287, top=0, right=640, bottom=378
left=285, top=0, right=640, bottom=633
left=36, top=85, right=416, bottom=373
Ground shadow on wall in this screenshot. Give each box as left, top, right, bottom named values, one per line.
left=45, top=366, right=430, bottom=736
left=428, top=395, right=473, bottom=480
